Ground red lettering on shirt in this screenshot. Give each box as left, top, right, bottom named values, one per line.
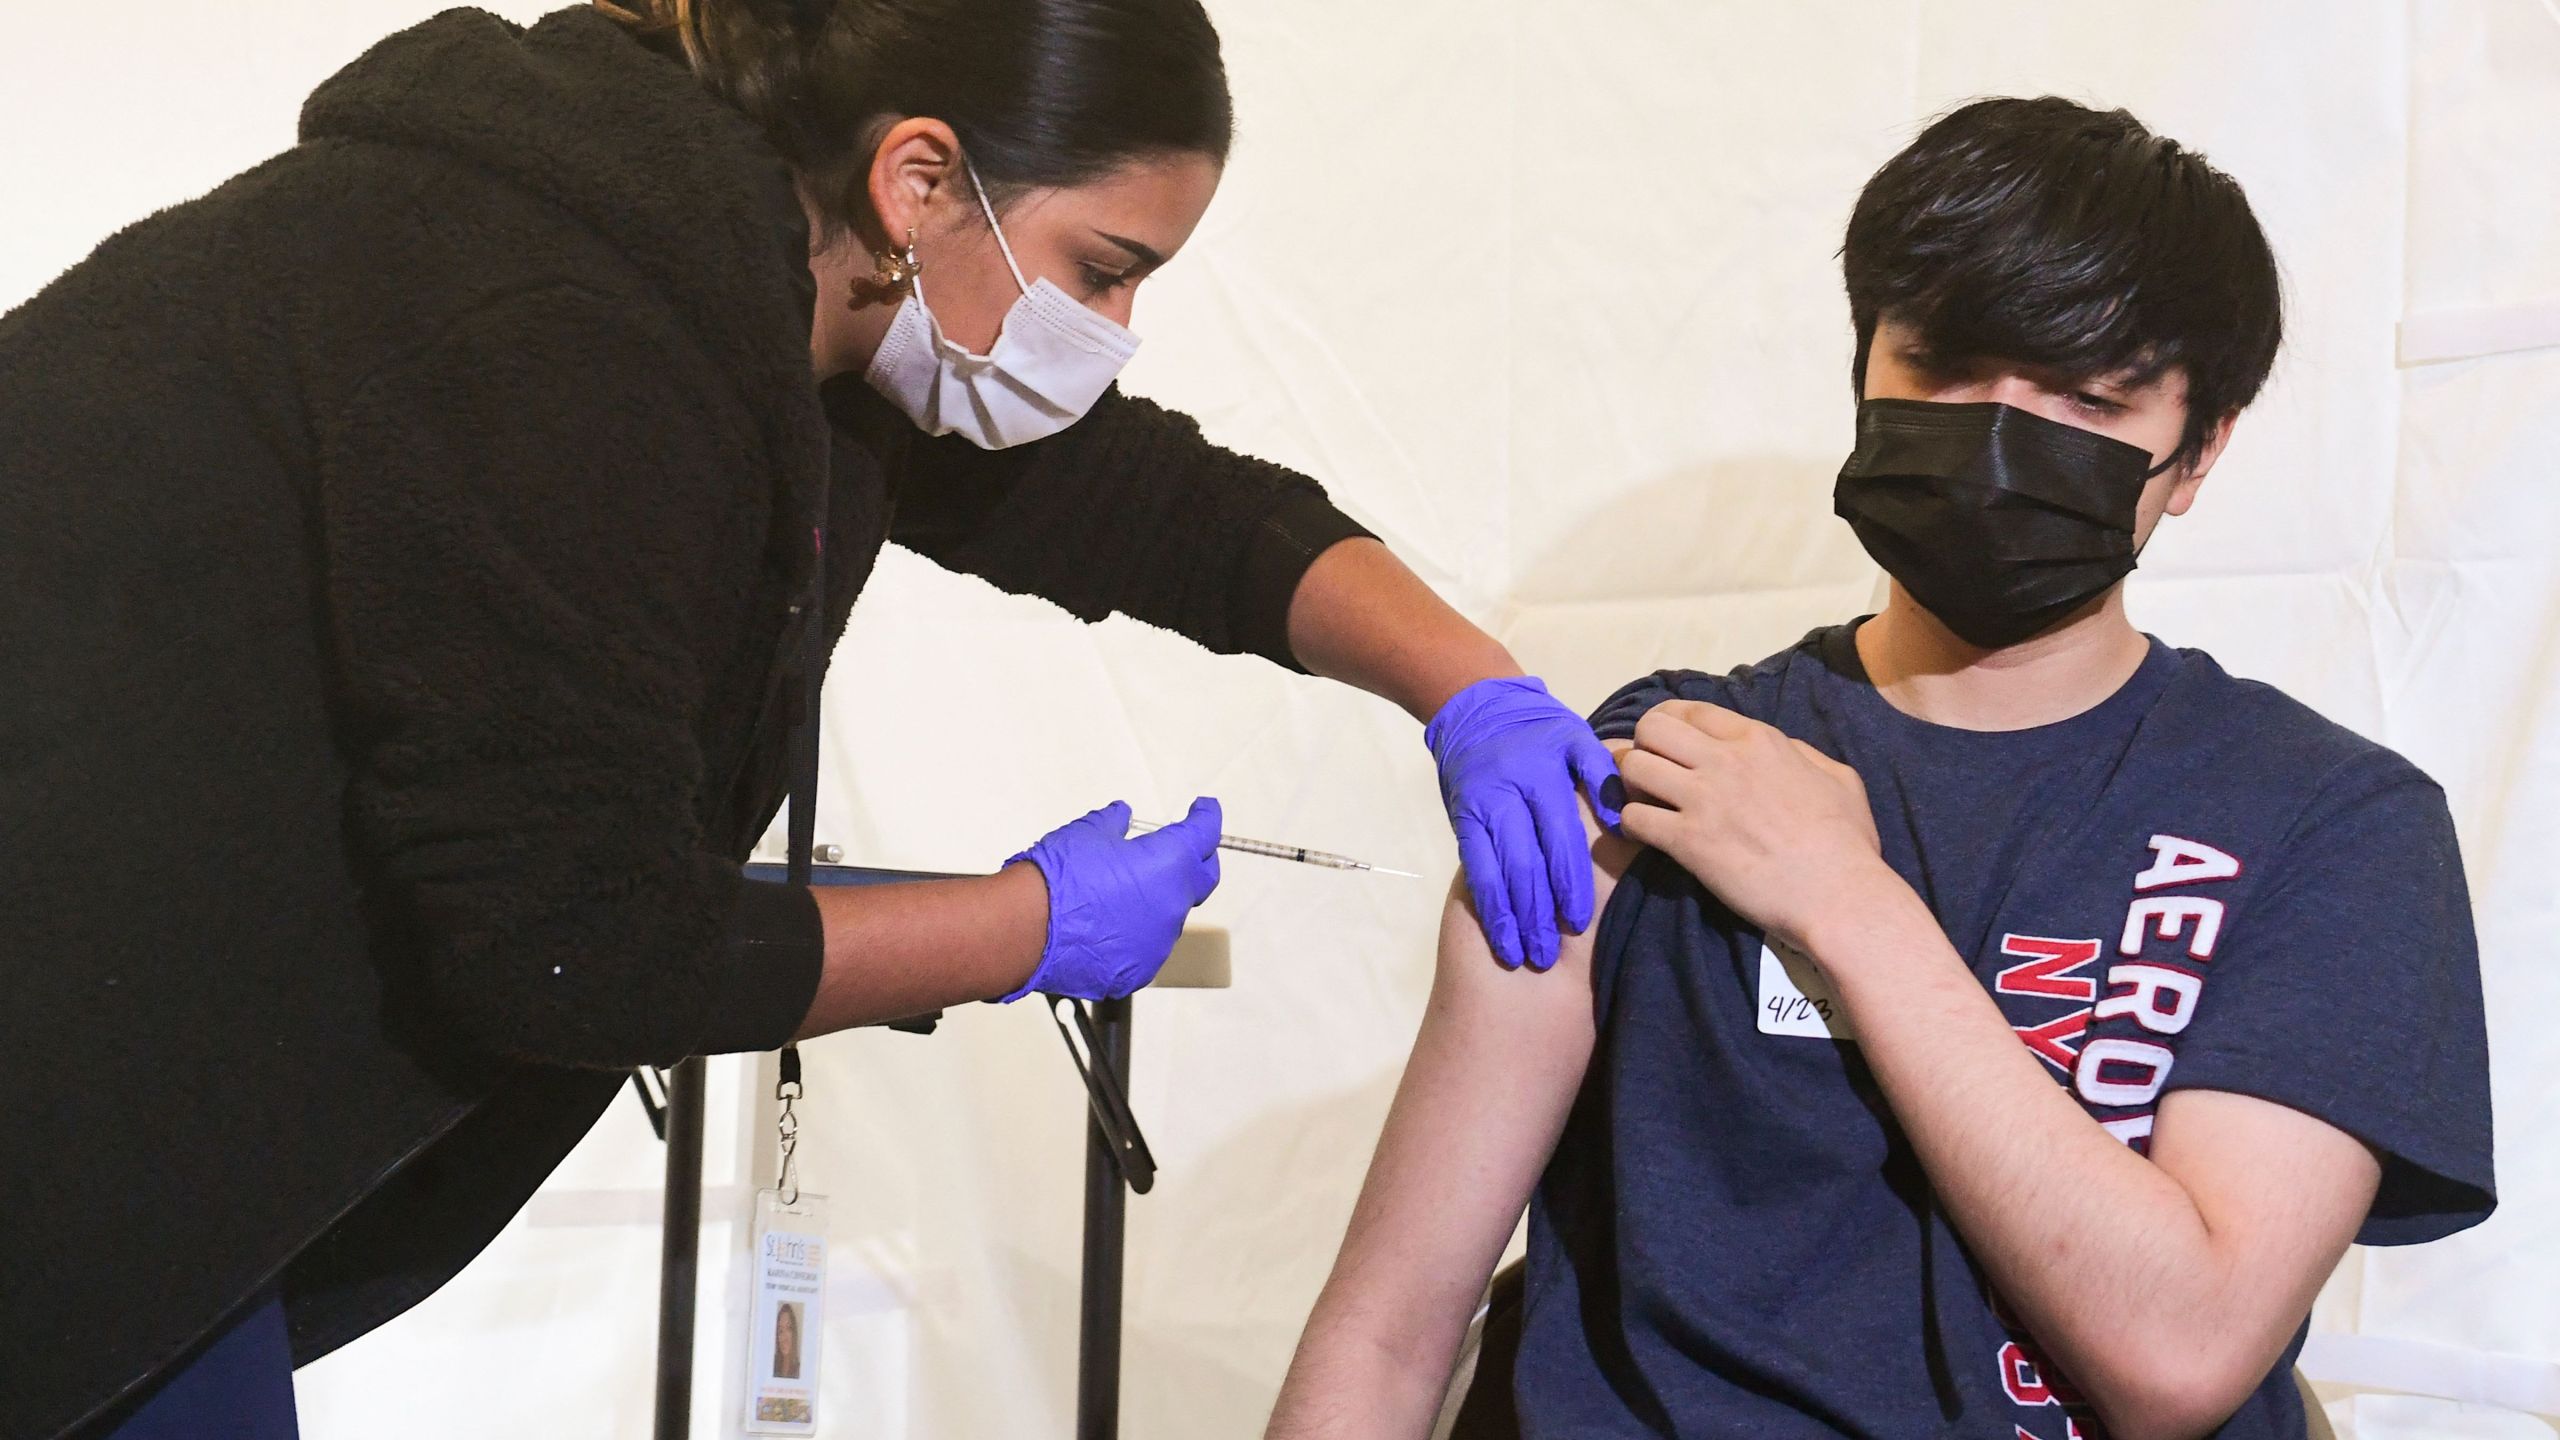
left=2001, top=1342, right=2056, bottom=1406
left=1997, top=936, right=2105, bottom=1001
left=2015, top=1009, right=2092, bottom=1074
left=1997, top=834, right=2247, bottom=1434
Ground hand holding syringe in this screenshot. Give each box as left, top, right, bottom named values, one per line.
left=1126, top=819, right=1419, bottom=877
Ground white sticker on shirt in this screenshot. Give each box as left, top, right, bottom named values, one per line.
left=1757, top=939, right=1854, bottom=1041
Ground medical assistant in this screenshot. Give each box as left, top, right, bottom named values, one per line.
left=0, top=12, right=1379, bottom=1434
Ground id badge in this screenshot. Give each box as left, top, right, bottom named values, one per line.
left=745, top=1188, right=829, bottom=1434
left=1756, top=938, right=1854, bottom=1041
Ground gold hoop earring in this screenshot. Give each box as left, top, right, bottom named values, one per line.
left=848, top=228, right=921, bottom=311
left=872, top=227, right=921, bottom=289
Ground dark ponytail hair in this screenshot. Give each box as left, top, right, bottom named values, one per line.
left=599, top=0, right=1234, bottom=241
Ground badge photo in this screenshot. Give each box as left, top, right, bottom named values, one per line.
left=746, top=1188, right=830, bottom=1435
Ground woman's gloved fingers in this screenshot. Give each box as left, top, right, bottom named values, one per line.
left=1003, top=796, right=1219, bottom=1003
left=1426, top=674, right=1614, bottom=971
left=1530, top=779, right=1595, bottom=936
left=1453, top=813, right=1523, bottom=968
left=1499, top=800, right=1560, bottom=972
left=1083, top=798, right=1136, bottom=839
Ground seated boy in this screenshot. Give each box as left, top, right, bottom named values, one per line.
left=1267, top=97, right=2494, bottom=1440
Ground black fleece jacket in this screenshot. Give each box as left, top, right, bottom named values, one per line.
left=0, top=9, right=1368, bottom=1436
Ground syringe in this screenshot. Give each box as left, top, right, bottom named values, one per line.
left=1127, top=820, right=1419, bottom=878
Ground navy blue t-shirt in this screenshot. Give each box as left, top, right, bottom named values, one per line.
left=1516, top=623, right=2494, bottom=1440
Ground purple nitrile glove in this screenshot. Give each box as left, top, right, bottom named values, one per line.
left=997, top=797, right=1223, bottom=1003
left=1425, top=676, right=1625, bottom=971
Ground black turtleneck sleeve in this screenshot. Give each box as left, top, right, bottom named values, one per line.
left=840, top=382, right=1376, bottom=670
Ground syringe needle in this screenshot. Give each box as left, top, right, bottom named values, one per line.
left=1127, top=820, right=1416, bottom=878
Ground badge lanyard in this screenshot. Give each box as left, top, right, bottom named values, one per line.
left=777, top=519, right=826, bottom=1154
left=746, top=1042, right=827, bottom=1434
left=744, top=521, right=832, bottom=1435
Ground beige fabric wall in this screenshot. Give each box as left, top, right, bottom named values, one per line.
left=9, top=3, right=2554, bottom=1436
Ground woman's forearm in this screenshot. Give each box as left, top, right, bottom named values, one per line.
left=1287, top=538, right=1519, bottom=720
left=792, top=865, right=1049, bottom=1037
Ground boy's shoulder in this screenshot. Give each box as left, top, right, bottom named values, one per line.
left=2154, top=643, right=2447, bottom=813
left=1587, top=625, right=1845, bottom=739
left=1592, top=626, right=2444, bottom=809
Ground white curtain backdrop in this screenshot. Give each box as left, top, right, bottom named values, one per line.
left=11, top=3, right=2555, bottom=1436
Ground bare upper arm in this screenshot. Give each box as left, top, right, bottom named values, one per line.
left=2147, top=1088, right=2382, bottom=1373
left=1401, top=738, right=1643, bottom=1138
left=1422, top=799, right=1640, bottom=1064
left=1386, top=809, right=1639, bottom=1215
left=1274, top=797, right=1637, bottom=1429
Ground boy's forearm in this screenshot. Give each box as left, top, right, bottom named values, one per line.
left=1811, top=883, right=2202, bottom=1411
left=1267, top=1306, right=1459, bottom=1440
left=1805, top=875, right=2362, bottom=1436
left=1268, top=1078, right=1478, bottom=1440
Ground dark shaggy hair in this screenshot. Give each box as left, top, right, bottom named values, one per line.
left=1843, top=96, right=2283, bottom=467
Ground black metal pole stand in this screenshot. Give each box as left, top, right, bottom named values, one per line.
left=1075, top=995, right=1136, bottom=1440
left=652, top=1056, right=709, bottom=1440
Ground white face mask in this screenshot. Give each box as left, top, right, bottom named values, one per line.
left=861, top=161, right=1142, bottom=449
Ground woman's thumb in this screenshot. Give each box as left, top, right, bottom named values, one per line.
left=1173, top=795, right=1223, bottom=846
left=1173, top=796, right=1223, bottom=900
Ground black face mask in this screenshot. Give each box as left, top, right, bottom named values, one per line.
left=1833, top=399, right=2178, bottom=649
